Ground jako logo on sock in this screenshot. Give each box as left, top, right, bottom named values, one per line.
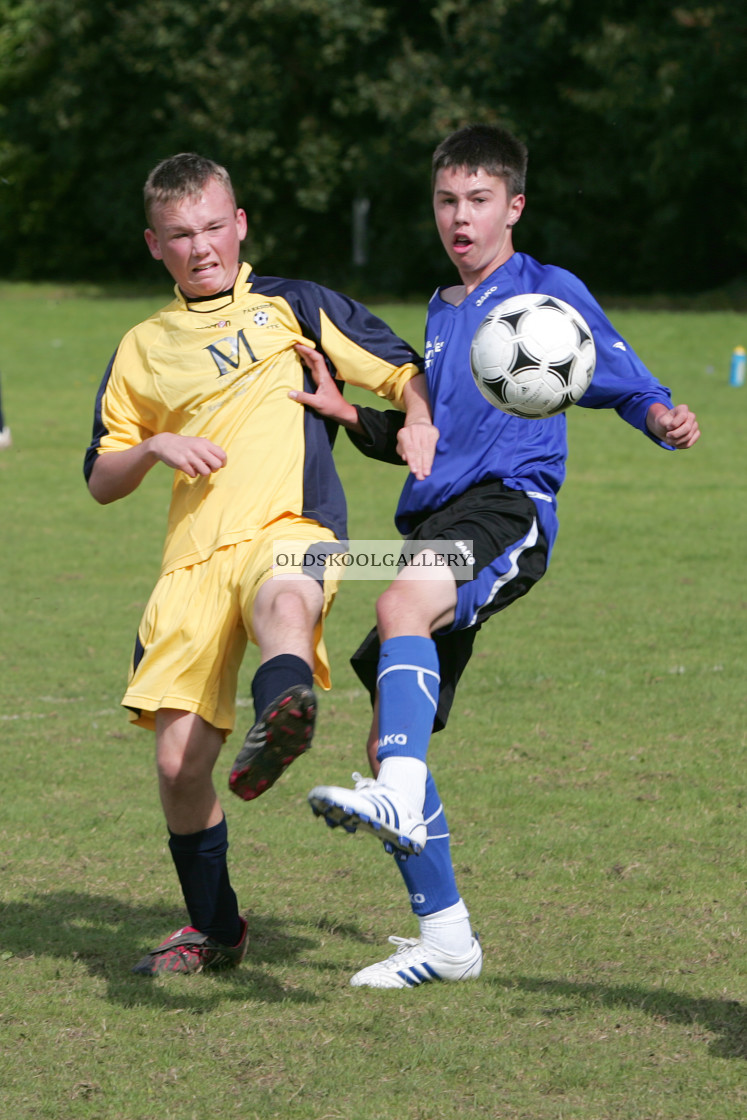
left=377, top=733, right=408, bottom=749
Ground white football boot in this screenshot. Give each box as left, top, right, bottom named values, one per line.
left=308, top=773, right=427, bottom=856
left=350, top=933, right=483, bottom=989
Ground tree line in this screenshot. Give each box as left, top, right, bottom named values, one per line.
left=0, top=0, right=744, bottom=297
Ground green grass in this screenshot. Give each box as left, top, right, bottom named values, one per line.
left=0, top=284, right=745, bottom=1119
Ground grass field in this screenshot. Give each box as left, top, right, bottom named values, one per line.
left=0, top=282, right=745, bottom=1119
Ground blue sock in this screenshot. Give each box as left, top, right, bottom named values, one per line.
left=168, top=816, right=242, bottom=945
left=251, top=654, right=313, bottom=720
left=376, top=636, right=439, bottom=765
left=394, top=771, right=460, bottom=916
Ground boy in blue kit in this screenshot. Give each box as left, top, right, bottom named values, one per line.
left=302, top=124, right=700, bottom=988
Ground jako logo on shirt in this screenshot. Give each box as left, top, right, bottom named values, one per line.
left=206, top=329, right=258, bottom=377
left=376, top=733, right=408, bottom=749
left=476, top=285, right=498, bottom=307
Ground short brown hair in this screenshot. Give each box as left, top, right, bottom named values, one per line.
left=432, top=124, right=528, bottom=198
left=144, top=153, right=236, bottom=226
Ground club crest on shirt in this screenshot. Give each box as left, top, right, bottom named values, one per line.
left=206, top=329, right=258, bottom=377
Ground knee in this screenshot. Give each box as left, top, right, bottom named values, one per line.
left=157, top=749, right=206, bottom=796
left=376, top=581, right=432, bottom=636
left=271, top=587, right=307, bottom=624
left=258, top=583, right=321, bottom=634
left=376, top=583, right=406, bottom=631
left=155, top=711, right=218, bottom=794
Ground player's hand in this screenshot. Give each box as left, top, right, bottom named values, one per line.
left=290, top=344, right=359, bottom=426
left=397, top=420, right=439, bottom=480
left=150, top=433, right=227, bottom=476
left=647, top=402, right=701, bottom=448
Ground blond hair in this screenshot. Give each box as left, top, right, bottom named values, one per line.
left=144, top=153, right=236, bottom=226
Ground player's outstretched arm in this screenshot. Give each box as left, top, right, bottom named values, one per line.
left=88, top=433, right=227, bottom=504
left=291, top=344, right=438, bottom=478
left=646, top=402, right=701, bottom=449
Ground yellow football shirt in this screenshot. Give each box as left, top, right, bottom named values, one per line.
left=85, top=263, right=421, bottom=575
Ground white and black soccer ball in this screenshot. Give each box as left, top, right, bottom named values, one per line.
left=470, top=293, right=596, bottom=418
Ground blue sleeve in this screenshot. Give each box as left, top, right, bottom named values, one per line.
left=542, top=267, right=674, bottom=447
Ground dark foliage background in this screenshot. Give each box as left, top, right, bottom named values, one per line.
left=1, top=0, right=744, bottom=297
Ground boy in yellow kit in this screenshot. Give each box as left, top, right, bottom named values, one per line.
left=84, top=153, right=436, bottom=974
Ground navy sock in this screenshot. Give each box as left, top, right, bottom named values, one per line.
left=168, top=816, right=242, bottom=945
left=251, top=654, right=313, bottom=721
left=394, top=771, right=460, bottom=917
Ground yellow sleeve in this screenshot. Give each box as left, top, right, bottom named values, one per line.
left=318, top=309, right=419, bottom=408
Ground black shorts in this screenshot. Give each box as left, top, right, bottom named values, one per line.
left=350, top=480, right=548, bottom=731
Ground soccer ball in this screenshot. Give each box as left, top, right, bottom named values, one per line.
left=470, top=293, right=596, bottom=418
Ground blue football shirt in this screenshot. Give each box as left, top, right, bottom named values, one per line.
left=395, top=252, right=674, bottom=557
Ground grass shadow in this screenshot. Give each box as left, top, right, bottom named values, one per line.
left=496, top=974, right=747, bottom=1060
left=0, top=890, right=328, bottom=1010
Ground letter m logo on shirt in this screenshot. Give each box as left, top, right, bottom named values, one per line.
left=206, top=329, right=258, bottom=377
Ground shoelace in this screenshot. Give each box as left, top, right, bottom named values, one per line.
left=384, top=936, right=421, bottom=961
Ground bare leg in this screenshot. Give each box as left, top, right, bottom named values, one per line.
left=156, top=709, right=224, bottom=834
left=366, top=694, right=380, bottom=776
left=376, top=549, right=457, bottom=640
left=143, top=709, right=243, bottom=964
left=251, top=575, right=323, bottom=667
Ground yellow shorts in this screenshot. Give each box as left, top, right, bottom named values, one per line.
left=123, top=518, right=342, bottom=734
